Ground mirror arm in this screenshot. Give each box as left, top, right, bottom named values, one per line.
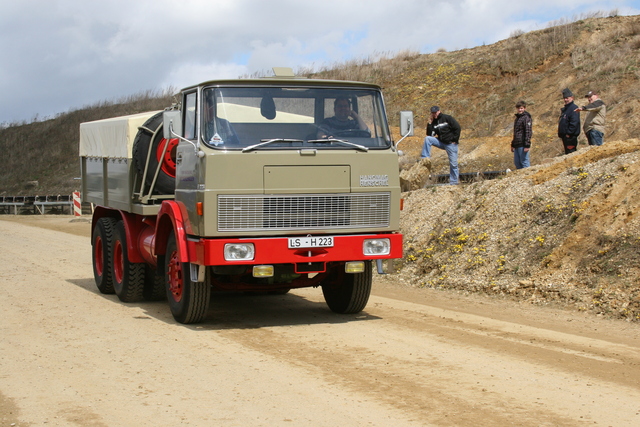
left=169, top=121, right=204, bottom=158
left=395, top=118, right=413, bottom=148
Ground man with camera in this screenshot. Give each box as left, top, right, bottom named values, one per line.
left=420, top=106, right=462, bottom=185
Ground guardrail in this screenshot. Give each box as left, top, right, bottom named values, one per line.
left=0, top=195, right=74, bottom=215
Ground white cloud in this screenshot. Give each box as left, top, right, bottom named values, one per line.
left=161, top=62, right=249, bottom=91
left=1, top=0, right=638, bottom=124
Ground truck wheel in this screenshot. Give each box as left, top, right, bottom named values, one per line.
left=92, top=217, right=118, bottom=294
left=111, top=221, right=146, bottom=302
left=132, top=112, right=178, bottom=195
left=321, top=261, right=372, bottom=314
left=164, top=232, right=211, bottom=324
left=143, top=265, right=166, bottom=301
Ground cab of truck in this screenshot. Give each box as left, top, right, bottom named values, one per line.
left=149, top=73, right=401, bottom=241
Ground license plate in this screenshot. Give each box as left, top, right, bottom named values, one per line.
left=288, top=236, right=334, bottom=249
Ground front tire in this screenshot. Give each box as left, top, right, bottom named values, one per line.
left=92, top=217, right=118, bottom=294
left=321, top=261, right=372, bottom=314
left=164, top=232, right=211, bottom=324
left=111, top=221, right=146, bottom=302
left=143, top=265, right=166, bottom=301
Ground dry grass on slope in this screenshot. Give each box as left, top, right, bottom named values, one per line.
left=396, top=139, right=640, bottom=321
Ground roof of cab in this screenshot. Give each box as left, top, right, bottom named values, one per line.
left=180, top=76, right=381, bottom=92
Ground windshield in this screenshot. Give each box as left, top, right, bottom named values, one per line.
left=200, top=86, right=391, bottom=150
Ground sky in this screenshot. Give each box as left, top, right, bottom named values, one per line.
left=1, top=0, right=639, bottom=125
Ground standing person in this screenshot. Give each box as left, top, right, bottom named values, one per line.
left=557, top=88, right=581, bottom=155
left=511, top=100, right=532, bottom=169
left=576, top=90, right=606, bottom=146
left=420, top=106, right=461, bottom=185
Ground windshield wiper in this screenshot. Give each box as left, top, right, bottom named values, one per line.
left=242, top=138, right=304, bottom=152
left=308, top=138, right=369, bottom=152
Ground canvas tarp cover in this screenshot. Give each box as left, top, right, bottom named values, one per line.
left=79, top=111, right=161, bottom=158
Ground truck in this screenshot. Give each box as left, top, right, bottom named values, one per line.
left=80, top=68, right=406, bottom=324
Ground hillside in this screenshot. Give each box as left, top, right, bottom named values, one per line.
left=318, top=14, right=640, bottom=174
left=1, top=14, right=639, bottom=320
left=387, top=14, right=640, bottom=321
left=0, top=91, right=174, bottom=196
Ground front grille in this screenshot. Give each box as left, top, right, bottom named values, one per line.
left=218, top=193, right=391, bottom=232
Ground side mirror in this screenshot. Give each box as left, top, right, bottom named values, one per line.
left=163, top=111, right=182, bottom=139
left=400, top=111, right=414, bottom=137
left=395, top=111, right=414, bottom=148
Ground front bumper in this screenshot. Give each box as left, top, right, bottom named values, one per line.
left=187, top=233, right=403, bottom=266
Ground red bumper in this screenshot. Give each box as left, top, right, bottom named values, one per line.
left=187, top=233, right=403, bottom=266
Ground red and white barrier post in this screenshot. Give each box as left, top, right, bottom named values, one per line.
left=73, top=191, right=82, bottom=216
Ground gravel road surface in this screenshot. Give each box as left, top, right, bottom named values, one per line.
left=1, top=216, right=639, bottom=426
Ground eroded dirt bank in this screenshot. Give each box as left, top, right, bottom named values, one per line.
left=398, top=139, right=640, bottom=322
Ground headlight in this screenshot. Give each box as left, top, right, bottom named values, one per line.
left=224, top=243, right=255, bottom=261
left=363, top=238, right=391, bottom=256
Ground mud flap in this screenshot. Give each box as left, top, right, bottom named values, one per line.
left=190, top=263, right=206, bottom=282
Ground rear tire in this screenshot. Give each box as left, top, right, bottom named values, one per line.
left=111, top=221, right=146, bottom=302
left=321, top=262, right=372, bottom=314
left=164, top=231, right=211, bottom=324
left=92, top=217, right=117, bottom=294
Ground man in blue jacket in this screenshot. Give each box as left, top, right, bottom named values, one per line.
left=557, top=88, right=581, bottom=154
left=421, top=106, right=461, bottom=184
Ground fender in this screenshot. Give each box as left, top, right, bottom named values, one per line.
left=91, top=205, right=121, bottom=236
left=91, top=206, right=149, bottom=264
left=155, top=200, right=191, bottom=263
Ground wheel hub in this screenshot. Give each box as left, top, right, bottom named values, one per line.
left=167, top=250, right=183, bottom=302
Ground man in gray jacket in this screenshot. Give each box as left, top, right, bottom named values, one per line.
left=576, top=90, right=606, bottom=146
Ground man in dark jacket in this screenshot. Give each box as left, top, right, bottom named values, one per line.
left=420, top=106, right=462, bottom=184
left=511, top=100, right=533, bottom=169
left=557, top=88, right=580, bottom=154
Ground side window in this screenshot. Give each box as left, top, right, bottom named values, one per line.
left=183, top=92, right=197, bottom=140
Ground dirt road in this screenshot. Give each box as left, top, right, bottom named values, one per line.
left=1, top=216, right=639, bottom=426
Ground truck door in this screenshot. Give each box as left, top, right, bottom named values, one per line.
left=175, top=90, right=200, bottom=231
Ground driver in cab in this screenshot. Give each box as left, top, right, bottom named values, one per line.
left=317, top=96, right=369, bottom=139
